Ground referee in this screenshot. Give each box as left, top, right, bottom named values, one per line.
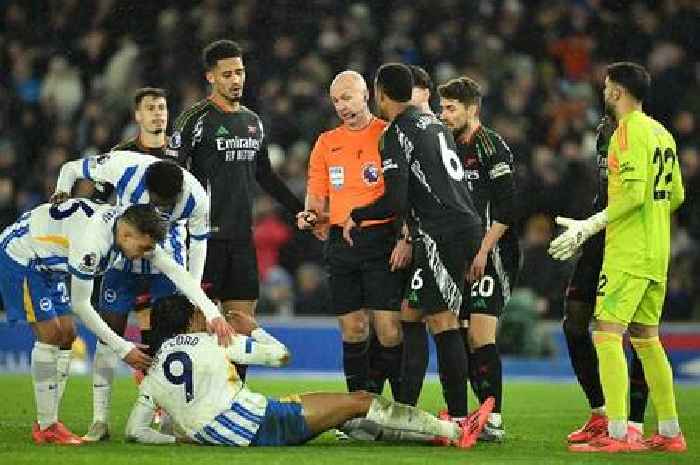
left=169, top=40, right=304, bottom=380
left=299, top=71, right=406, bottom=397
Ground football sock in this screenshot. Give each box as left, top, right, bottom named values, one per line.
left=340, top=418, right=434, bottom=442
left=55, top=347, right=72, bottom=419
left=628, top=346, right=649, bottom=424
left=398, top=322, right=428, bottom=405
left=32, top=341, right=59, bottom=430
left=630, top=337, right=680, bottom=437
left=434, top=329, right=469, bottom=417
left=92, top=340, right=117, bottom=424
left=564, top=321, right=605, bottom=409
left=343, top=340, right=370, bottom=392
left=366, top=395, right=461, bottom=440
left=472, top=344, right=503, bottom=413
left=593, top=331, right=627, bottom=439
left=372, top=342, right=402, bottom=398
left=367, top=333, right=386, bottom=394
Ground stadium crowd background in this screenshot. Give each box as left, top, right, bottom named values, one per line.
left=1, top=0, right=699, bottom=331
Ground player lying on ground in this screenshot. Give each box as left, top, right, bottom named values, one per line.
left=125, top=295, right=494, bottom=448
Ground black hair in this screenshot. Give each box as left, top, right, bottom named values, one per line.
left=606, top=61, right=651, bottom=103
left=133, top=87, right=167, bottom=109
left=202, top=39, right=243, bottom=70
left=150, top=295, right=195, bottom=354
left=119, top=204, right=167, bottom=243
left=375, top=63, right=413, bottom=103
left=437, top=76, right=482, bottom=107
left=408, top=64, right=433, bottom=91
left=145, top=161, right=183, bottom=202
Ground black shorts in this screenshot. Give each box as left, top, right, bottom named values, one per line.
left=406, top=229, right=481, bottom=316
left=326, top=224, right=403, bottom=314
left=203, top=239, right=259, bottom=302
left=566, top=232, right=604, bottom=305
left=459, top=247, right=520, bottom=319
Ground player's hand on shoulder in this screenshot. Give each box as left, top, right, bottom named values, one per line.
left=124, top=344, right=153, bottom=370
left=50, top=191, right=70, bottom=204
left=208, top=316, right=235, bottom=347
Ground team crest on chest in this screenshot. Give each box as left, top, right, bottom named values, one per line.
left=361, top=162, right=380, bottom=185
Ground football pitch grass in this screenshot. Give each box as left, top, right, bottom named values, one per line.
left=0, top=375, right=697, bottom=465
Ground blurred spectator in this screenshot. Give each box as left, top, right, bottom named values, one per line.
left=40, top=56, right=84, bottom=123
left=253, top=195, right=293, bottom=280
left=294, top=262, right=331, bottom=316
left=0, top=0, right=698, bottom=318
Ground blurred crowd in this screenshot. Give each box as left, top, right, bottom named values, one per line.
left=1, top=0, right=699, bottom=321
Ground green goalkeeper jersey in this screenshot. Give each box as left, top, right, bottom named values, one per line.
left=604, top=110, right=684, bottom=282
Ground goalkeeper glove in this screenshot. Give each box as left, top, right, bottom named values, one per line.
left=548, top=211, right=608, bottom=261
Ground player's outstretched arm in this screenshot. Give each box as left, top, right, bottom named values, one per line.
left=126, top=393, right=176, bottom=445
left=70, top=276, right=151, bottom=369
left=149, top=246, right=234, bottom=346
left=226, top=329, right=290, bottom=367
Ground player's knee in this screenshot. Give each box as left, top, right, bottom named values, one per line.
left=338, top=312, right=370, bottom=341
left=628, top=323, right=658, bottom=339
left=425, top=311, right=458, bottom=334
left=468, top=327, right=494, bottom=349
left=375, top=322, right=401, bottom=347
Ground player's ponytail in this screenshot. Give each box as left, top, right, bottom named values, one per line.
left=150, top=295, right=195, bottom=355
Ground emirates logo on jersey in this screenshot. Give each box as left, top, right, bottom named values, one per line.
left=361, top=162, right=380, bottom=185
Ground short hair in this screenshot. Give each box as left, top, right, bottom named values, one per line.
left=409, top=65, right=433, bottom=91
left=145, top=161, right=183, bottom=201
left=202, top=39, right=243, bottom=70
left=438, top=76, right=482, bottom=107
left=133, top=87, right=167, bottom=109
left=375, top=63, right=413, bottom=103
left=119, top=204, right=167, bottom=243
left=150, top=295, right=194, bottom=354
left=606, top=61, right=651, bottom=103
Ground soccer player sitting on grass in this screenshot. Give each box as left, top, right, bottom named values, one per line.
left=125, top=295, right=494, bottom=448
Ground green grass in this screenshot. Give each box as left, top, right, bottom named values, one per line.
left=0, top=375, right=697, bottom=464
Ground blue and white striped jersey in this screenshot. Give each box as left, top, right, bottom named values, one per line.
left=0, top=200, right=121, bottom=279
left=56, top=151, right=210, bottom=276
left=130, top=332, right=289, bottom=446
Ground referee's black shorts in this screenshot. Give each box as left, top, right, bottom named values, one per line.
left=203, top=239, right=260, bottom=302
left=566, top=232, right=604, bottom=306
left=326, top=224, right=403, bottom=315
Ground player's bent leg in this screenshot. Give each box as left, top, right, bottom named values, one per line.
left=425, top=311, right=470, bottom=419
left=398, top=305, right=429, bottom=405
left=338, top=310, right=371, bottom=392
left=468, top=313, right=504, bottom=442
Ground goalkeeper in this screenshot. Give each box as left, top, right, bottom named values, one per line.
left=549, top=62, right=686, bottom=453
